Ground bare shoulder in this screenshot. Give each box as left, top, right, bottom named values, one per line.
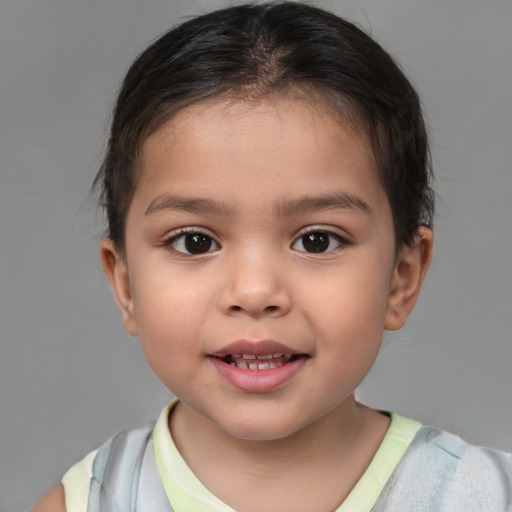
left=29, top=483, right=66, bottom=512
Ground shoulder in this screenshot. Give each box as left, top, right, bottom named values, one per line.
left=63, top=422, right=156, bottom=511
left=29, top=483, right=66, bottom=512
left=29, top=423, right=155, bottom=512
left=417, top=426, right=512, bottom=472
left=406, top=426, right=512, bottom=507
left=28, top=404, right=174, bottom=512
left=377, top=423, right=512, bottom=510
left=445, top=431, right=512, bottom=505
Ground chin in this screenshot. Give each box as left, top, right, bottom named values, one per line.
left=224, top=423, right=298, bottom=442
left=214, top=409, right=309, bottom=442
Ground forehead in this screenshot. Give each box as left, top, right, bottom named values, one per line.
left=142, top=93, right=372, bottom=158
left=135, top=96, right=387, bottom=217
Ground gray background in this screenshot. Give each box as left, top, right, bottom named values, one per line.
left=1, top=0, right=511, bottom=510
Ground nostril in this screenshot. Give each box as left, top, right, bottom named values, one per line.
left=228, top=304, right=280, bottom=314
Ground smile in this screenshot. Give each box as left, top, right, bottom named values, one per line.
left=210, top=350, right=307, bottom=392
left=222, top=353, right=296, bottom=370
left=209, top=340, right=307, bottom=392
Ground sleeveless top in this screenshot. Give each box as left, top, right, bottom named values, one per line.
left=62, top=402, right=512, bottom=511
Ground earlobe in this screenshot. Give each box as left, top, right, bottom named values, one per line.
left=99, top=238, right=138, bottom=336
left=385, top=227, right=433, bottom=331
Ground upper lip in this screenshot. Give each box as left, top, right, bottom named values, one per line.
left=211, top=340, right=299, bottom=357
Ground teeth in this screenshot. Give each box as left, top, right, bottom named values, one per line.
left=233, top=353, right=292, bottom=360
left=227, top=353, right=297, bottom=370
left=230, top=361, right=248, bottom=370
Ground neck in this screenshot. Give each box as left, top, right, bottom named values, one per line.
left=169, top=397, right=390, bottom=512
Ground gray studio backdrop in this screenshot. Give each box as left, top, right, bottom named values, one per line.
left=1, top=0, right=511, bottom=510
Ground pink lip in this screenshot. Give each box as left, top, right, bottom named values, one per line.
left=209, top=339, right=307, bottom=393
left=211, top=339, right=298, bottom=357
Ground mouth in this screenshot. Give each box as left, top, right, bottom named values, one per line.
left=209, top=340, right=308, bottom=391
left=217, top=353, right=300, bottom=370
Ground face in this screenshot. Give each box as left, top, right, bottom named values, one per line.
left=102, top=97, right=431, bottom=441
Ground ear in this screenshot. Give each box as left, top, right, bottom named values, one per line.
left=385, top=226, right=433, bottom=331
left=100, top=238, right=138, bottom=336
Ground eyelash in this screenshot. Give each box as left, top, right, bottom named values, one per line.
left=163, top=227, right=351, bottom=256
left=291, top=228, right=351, bottom=254
left=163, top=228, right=220, bottom=256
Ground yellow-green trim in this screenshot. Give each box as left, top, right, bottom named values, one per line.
left=337, top=412, right=422, bottom=511
left=154, top=402, right=421, bottom=512
left=153, top=402, right=237, bottom=512
left=61, top=449, right=97, bottom=512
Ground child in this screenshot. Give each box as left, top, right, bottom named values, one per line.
left=31, top=2, right=512, bottom=511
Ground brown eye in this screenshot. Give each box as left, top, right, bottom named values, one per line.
left=185, top=233, right=213, bottom=254
left=293, top=231, right=346, bottom=253
left=167, top=231, right=219, bottom=255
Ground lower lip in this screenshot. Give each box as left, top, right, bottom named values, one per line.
left=209, top=356, right=307, bottom=393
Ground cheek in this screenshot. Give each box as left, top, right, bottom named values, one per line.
left=132, top=275, right=209, bottom=368
left=304, top=260, right=391, bottom=367
left=307, top=261, right=392, bottom=330
left=134, top=267, right=208, bottom=324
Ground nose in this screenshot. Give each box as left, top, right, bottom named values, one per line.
left=218, top=251, right=292, bottom=318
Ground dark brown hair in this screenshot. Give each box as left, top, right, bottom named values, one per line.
left=95, top=1, right=434, bottom=249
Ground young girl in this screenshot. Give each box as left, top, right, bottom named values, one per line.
left=31, top=2, right=512, bottom=511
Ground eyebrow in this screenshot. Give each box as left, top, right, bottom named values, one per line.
left=144, top=191, right=371, bottom=217
left=274, top=192, right=372, bottom=217
left=144, top=195, right=235, bottom=216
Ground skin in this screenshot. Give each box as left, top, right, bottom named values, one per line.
left=31, top=96, right=432, bottom=512
left=29, top=483, right=65, bottom=512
